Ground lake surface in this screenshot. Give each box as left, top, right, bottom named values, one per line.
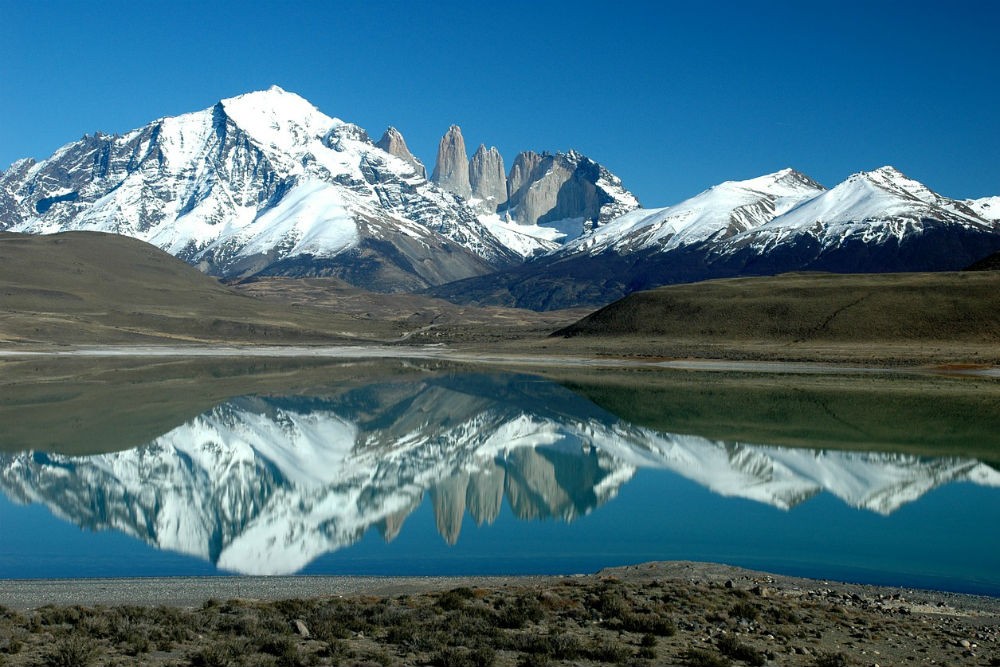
left=1, top=359, right=998, bottom=594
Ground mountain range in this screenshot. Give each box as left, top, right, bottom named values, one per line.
left=2, top=373, right=997, bottom=575
left=2, top=86, right=998, bottom=309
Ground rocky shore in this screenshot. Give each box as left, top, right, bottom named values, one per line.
left=1, top=562, right=997, bottom=666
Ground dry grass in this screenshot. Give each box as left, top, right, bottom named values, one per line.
left=0, top=565, right=996, bottom=666
left=549, top=271, right=1000, bottom=364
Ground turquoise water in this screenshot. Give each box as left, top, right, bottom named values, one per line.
left=1, top=370, right=997, bottom=594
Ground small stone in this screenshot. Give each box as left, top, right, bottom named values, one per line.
left=959, top=639, right=971, bottom=648
left=725, top=580, right=735, bottom=589
left=292, top=619, right=310, bottom=638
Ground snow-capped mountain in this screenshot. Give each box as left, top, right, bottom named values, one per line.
left=0, top=87, right=520, bottom=290
left=4, top=86, right=998, bottom=306
left=966, top=196, right=1000, bottom=222
left=0, top=87, right=646, bottom=282
left=1, top=373, right=996, bottom=575
left=558, top=168, right=824, bottom=257
left=431, top=166, right=1000, bottom=310
left=717, top=166, right=1000, bottom=272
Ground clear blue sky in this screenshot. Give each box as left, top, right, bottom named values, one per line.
left=1, top=0, right=997, bottom=206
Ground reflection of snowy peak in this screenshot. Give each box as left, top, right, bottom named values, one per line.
left=1, top=375, right=996, bottom=574
left=0, top=87, right=516, bottom=290
left=0, top=383, right=634, bottom=574
left=604, top=433, right=1000, bottom=514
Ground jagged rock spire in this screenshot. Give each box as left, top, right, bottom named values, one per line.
left=507, top=150, right=543, bottom=204
left=469, top=144, right=508, bottom=211
left=375, top=126, right=427, bottom=179
left=431, top=125, right=471, bottom=198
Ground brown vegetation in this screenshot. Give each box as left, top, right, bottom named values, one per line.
left=0, top=563, right=996, bottom=666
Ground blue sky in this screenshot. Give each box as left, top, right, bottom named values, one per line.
left=1, top=0, right=997, bottom=206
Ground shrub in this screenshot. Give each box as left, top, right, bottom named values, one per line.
left=764, top=604, right=801, bottom=624
left=0, top=631, right=24, bottom=655
left=545, top=633, right=583, bottom=660
left=256, top=634, right=303, bottom=666
left=586, top=638, right=632, bottom=664
left=813, top=652, right=849, bottom=667
left=516, top=654, right=550, bottom=667
left=42, top=636, right=97, bottom=667
left=593, top=590, right=630, bottom=619
left=431, top=646, right=496, bottom=667
left=716, top=635, right=766, bottom=666
left=495, top=596, right=544, bottom=629
left=681, top=647, right=732, bottom=667
left=437, top=590, right=471, bottom=612
left=728, top=602, right=759, bottom=622
left=619, top=611, right=676, bottom=636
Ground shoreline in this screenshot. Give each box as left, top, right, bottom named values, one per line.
left=1, top=562, right=997, bottom=666
left=2, top=343, right=997, bottom=378
left=3, top=562, right=997, bottom=612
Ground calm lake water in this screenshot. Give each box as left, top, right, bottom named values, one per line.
left=1, top=360, right=998, bottom=594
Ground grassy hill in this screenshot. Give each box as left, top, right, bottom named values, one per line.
left=550, top=272, right=1000, bottom=363
left=0, top=231, right=397, bottom=345
left=966, top=251, right=1000, bottom=271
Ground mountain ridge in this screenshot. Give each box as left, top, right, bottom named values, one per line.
left=431, top=165, right=1000, bottom=309
left=0, top=87, right=519, bottom=291
left=3, top=87, right=999, bottom=310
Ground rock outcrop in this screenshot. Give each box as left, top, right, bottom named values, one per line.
left=507, top=151, right=544, bottom=206
left=431, top=125, right=471, bottom=198
left=375, top=126, right=427, bottom=178
left=504, top=150, right=640, bottom=235
left=469, top=144, right=508, bottom=212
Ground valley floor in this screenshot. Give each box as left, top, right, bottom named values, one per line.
left=0, top=562, right=997, bottom=666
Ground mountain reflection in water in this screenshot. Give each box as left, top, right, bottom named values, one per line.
left=1, top=373, right=998, bottom=576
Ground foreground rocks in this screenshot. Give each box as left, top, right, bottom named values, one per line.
left=0, top=562, right=996, bottom=666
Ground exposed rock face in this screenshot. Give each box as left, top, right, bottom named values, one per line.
left=507, top=151, right=544, bottom=206
left=375, top=126, right=427, bottom=179
left=431, top=125, right=471, bottom=198
left=469, top=144, right=508, bottom=212
left=504, top=150, right=640, bottom=235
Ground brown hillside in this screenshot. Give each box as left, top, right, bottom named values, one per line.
left=554, top=272, right=1000, bottom=345
left=965, top=251, right=1000, bottom=271
left=0, top=231, right=395, bottom=344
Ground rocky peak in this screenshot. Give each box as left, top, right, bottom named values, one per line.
left=507, top=151, right=544, bottom=204
left=375, top=126, right=427, bottom=179
left=771, top=168, right=825, bottom=192
left=431, top=125, right=471, bottom=198
left=324, top=122, right=371, bottom=150
left=504, top=151, right=640, bottom=232
left=469, top=144, right=507, bottom=212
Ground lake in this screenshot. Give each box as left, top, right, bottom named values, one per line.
left=1, top=356, right=998, bottom=595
